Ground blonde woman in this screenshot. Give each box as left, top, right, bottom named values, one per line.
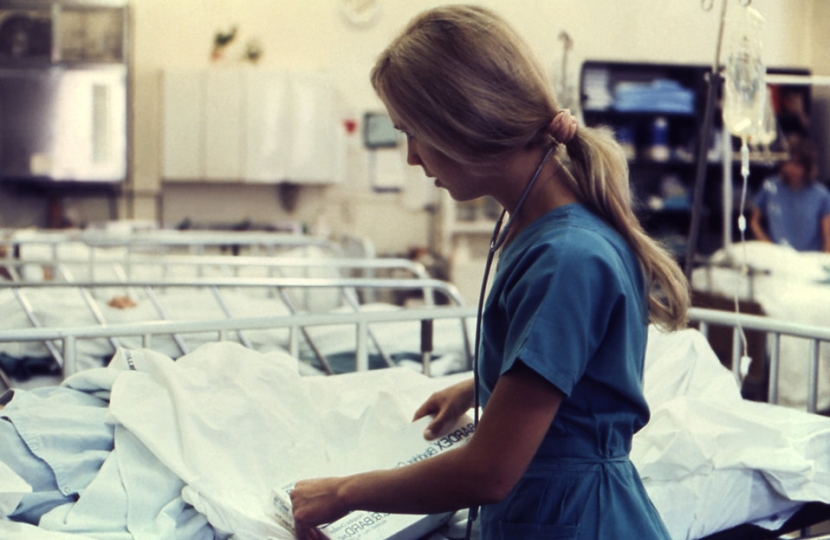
left=290, top=5, right=689, bottom=539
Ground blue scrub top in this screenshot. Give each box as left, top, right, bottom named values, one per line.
left=477, top=203, right=669, bottom=540
left=753, top=177, right=830, bottom=251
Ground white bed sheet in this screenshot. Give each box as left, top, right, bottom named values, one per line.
left=637, top=326, right=830, bottom=538
left=2, top=328, right=830, bottom=540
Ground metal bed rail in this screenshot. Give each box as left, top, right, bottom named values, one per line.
left=0, top=253, right=433, bottom=285
left=4, top=300, right=824, bottom=411
left=0, top=305, right=478, bottom=378
left=0, top=276, right=460, bottom=303
left=0, top=277, right=473, bottom=375
left=0, top=229, right=345, bottom=260
left=688, top=306, right=830, bottom=413
left=0, top=254, right=436, bottom=309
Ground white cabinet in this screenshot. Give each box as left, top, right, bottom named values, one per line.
left=244, top=70, right=290, bottom=182
left=287, top=72, right=336, bottom=183
left=160, top=69, right=204, bottom=180
left=160, top=68, right=338, bottom=184
left=204, top=70, right=244, bottom=181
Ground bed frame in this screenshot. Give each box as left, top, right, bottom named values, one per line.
left=0, top=301, right=826, bottom=404
left=687, top=308, right=830, bottom=539
left=0, top=276, right=473, bottom=377
left=0, top=228, right=453, bottom=376
left=0, top=303, right=828, bottom=538
left=689, top=306, right=830, bottom=414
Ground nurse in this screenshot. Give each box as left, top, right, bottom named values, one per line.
left=749, top=134, right=830, bottom=252
left=290, top=5, right=690, bottom=540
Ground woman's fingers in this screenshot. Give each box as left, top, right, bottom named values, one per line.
left=425, top=407, right=458, bottom=440
left=412, top=397, right=438, bottom=422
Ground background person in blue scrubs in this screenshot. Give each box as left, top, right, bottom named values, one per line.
left=290, top=6, right=691, bottom=540
left=750, top=135, right=830, bottom=252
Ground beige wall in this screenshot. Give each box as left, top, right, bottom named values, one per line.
left=39, top=0, right=826, bottom=254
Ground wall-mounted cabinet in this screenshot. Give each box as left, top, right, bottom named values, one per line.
left=160, top=68, right=339, bottom=185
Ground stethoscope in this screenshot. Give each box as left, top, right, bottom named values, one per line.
left=463, top=144, right=556, bottom=539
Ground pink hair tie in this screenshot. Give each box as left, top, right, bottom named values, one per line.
left=549, top=109, right=578, bottom=145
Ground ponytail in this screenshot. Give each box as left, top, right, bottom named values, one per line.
left=564, top=126, right=690, bottom=331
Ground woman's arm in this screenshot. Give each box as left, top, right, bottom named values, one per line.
left=749, top=207, right=771, bottom=243
left=290, top=362, right=563, bottom=539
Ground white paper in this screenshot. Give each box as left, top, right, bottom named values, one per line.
left=269, top=415, right=472, bottom=540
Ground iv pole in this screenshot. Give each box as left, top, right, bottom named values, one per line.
left=683, top=0, right=735, bottom=279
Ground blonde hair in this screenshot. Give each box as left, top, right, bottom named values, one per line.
left=371, top=5, right=689, bottom=330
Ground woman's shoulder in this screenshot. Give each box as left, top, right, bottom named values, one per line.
left=515, top=206, right=629, bottom=272
left=543, top=205, right=627, bottom=254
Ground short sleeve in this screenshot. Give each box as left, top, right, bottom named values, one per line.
left=497, top=235, right=624, bottom=397
left=752, top=181, right=771, bottom=210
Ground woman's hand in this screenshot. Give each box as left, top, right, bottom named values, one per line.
left=290, top=477, right=350, bottom=540
left=412, top=378, right=475, bottom=440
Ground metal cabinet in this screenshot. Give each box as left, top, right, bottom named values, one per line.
left=0, top=0, right=128, bottom=184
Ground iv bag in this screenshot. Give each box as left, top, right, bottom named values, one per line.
left=752, top=86, right=777, bottom=146
left=722, top=5, right=766, bottom=139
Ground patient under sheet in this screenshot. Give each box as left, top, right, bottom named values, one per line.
left=0, top=330, right=829, bottom=540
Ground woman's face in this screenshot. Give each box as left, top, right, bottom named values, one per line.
left=781, top=159, right=806, bottom=189
left=389, top=112, right=487, bottom=202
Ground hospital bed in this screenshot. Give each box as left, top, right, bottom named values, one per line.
left=0, top=275, right=474, bottom=382
left=683, top=307, right=830, bottom=539
left=1, top=302, right=830, bottom=539
left=0, top=226, right=382, bottom=303
left=691, top=240, right=830, bottom=412
left=0, top=224, right=466, bottom=380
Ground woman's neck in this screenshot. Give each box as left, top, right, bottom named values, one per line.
left=495, top=147, right=578, bottom=247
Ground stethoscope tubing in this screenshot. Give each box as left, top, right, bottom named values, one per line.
left=463, top=145, right=556, bottom=539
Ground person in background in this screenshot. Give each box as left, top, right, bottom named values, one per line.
left=289, top=5, right=690, bottom=540
left=750, top=135, right=830, bottom=252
